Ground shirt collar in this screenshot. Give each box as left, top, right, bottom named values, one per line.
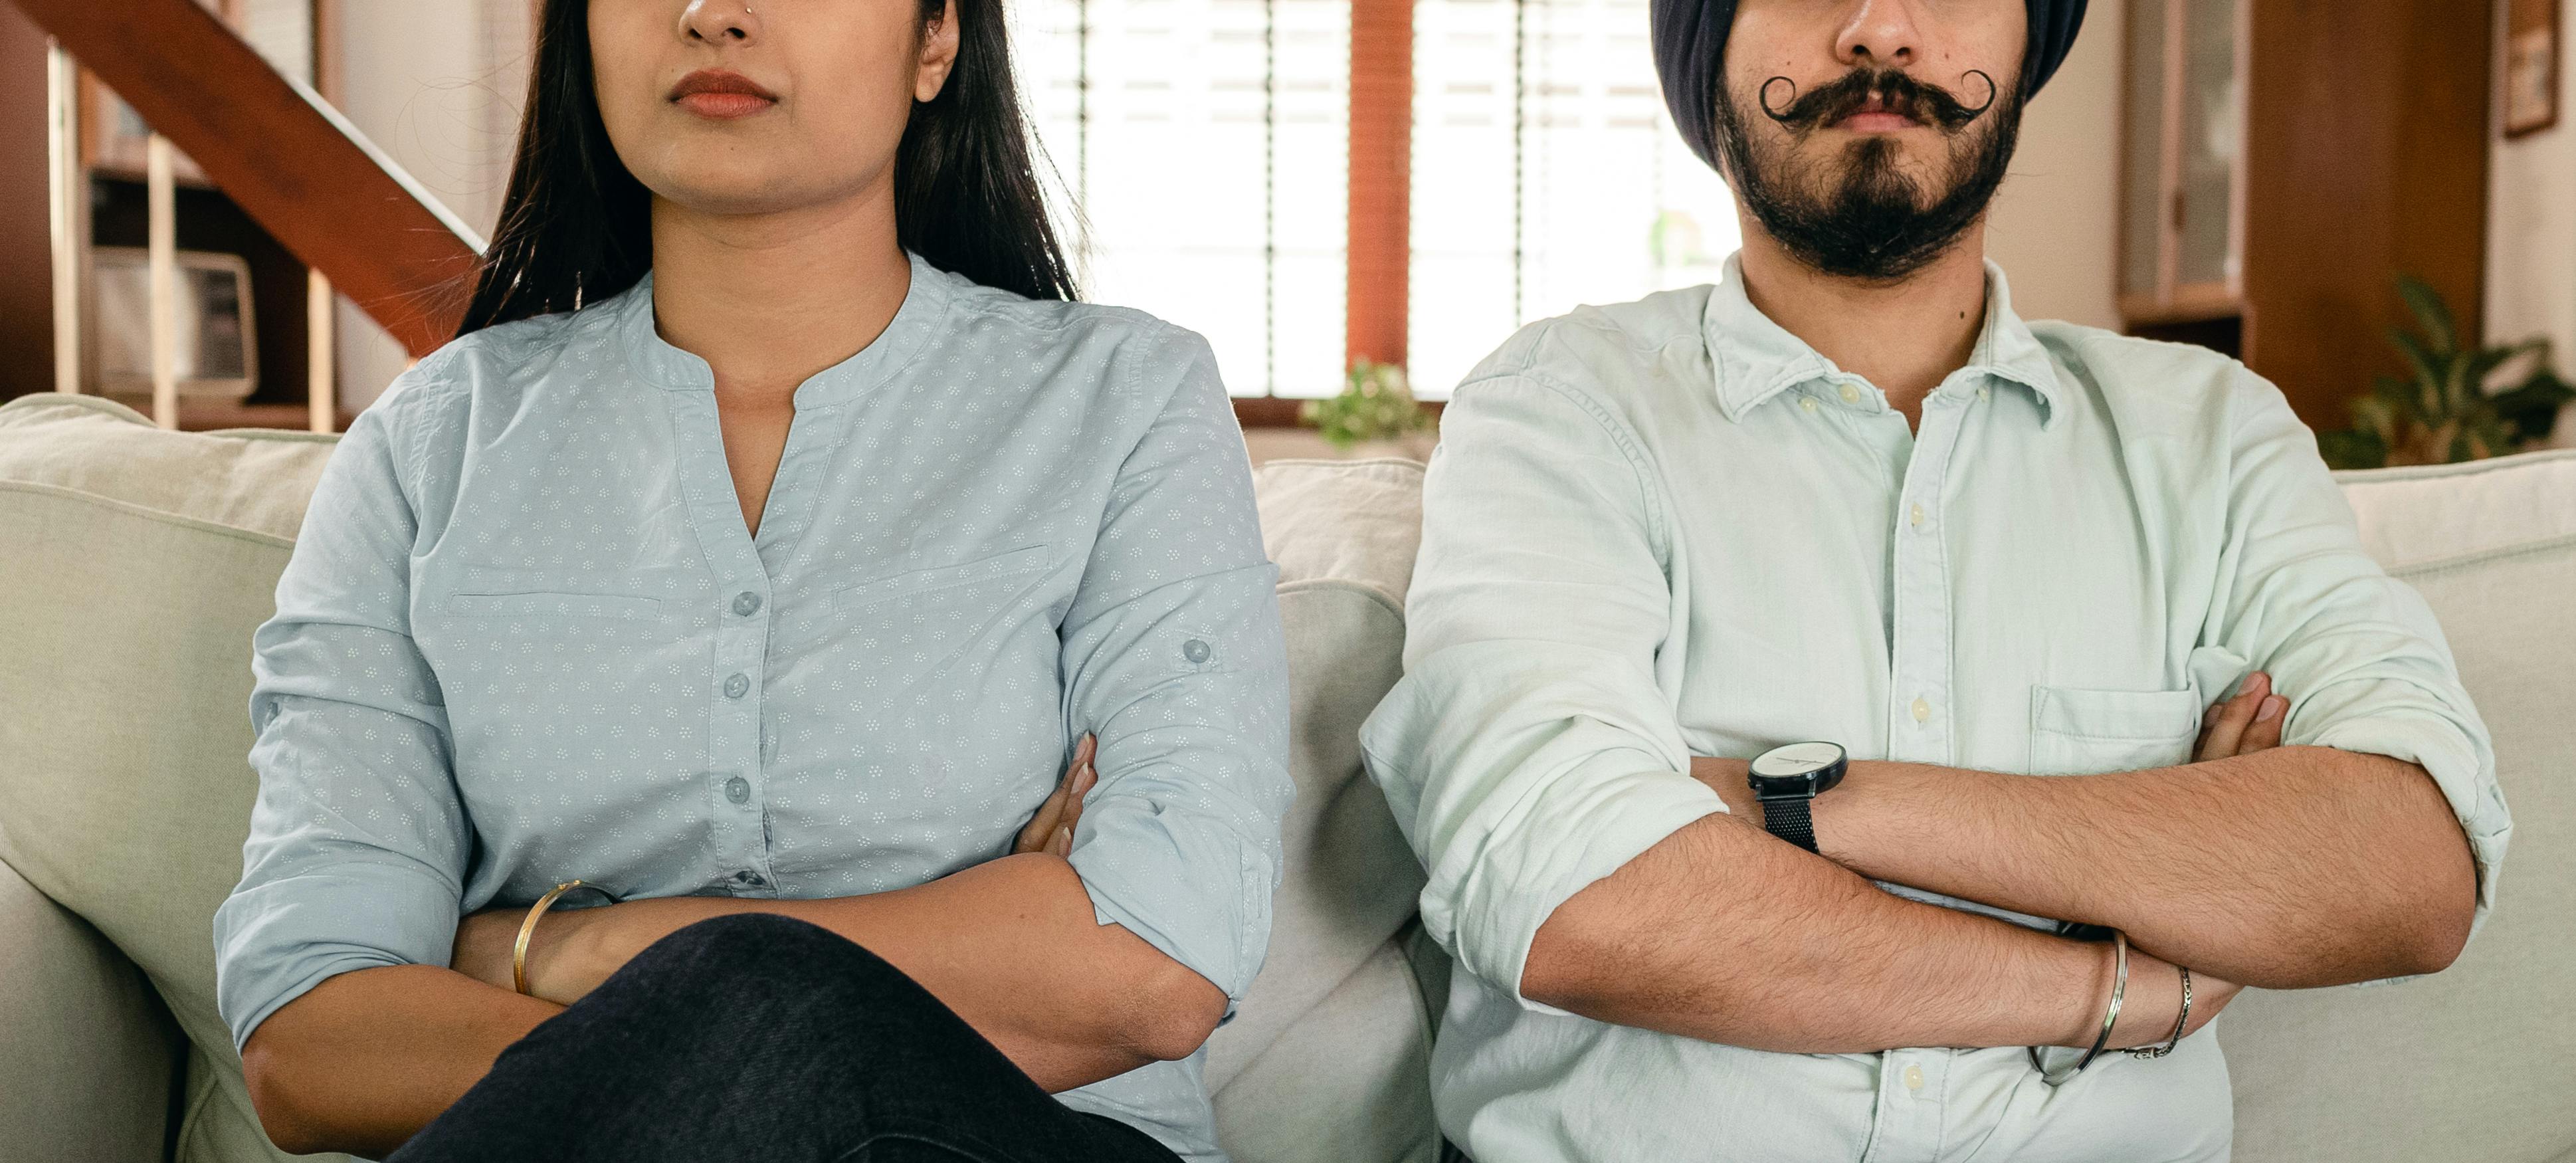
left=606, top=249, right=953, bottom=407
left=1702, top=252, right=2064, bottom=428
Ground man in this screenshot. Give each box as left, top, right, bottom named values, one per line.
left=1357, top=1, right=2509, bottom=1159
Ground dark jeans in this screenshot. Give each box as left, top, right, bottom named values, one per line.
left=387, top=912, right=1185, bottom=1163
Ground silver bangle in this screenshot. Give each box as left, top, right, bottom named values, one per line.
left=2127, top=964, right=2191, bottom=1059
left=2029, top=929, right=2128, bottom=1086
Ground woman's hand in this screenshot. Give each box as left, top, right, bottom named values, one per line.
left=450, top=906, right=530, bottom=993
left=452, top=899, right=619, bottom=1004
left=1014, top=734, right=1098, bottom=857
left=2197, top=670, right=2288, bottom=762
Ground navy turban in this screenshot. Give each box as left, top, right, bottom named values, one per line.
left=1650, top=1, right=2089, bottom=171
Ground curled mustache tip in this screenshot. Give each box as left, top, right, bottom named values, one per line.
left=1958, top=69, right=2000, bottom=118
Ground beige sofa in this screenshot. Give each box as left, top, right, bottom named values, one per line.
left=1, top=391, right=2569, bottom=1163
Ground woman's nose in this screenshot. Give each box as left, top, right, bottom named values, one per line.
left=680, top=0, right=761, bottom=45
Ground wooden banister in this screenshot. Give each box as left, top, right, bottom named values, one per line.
left=19, top=0, right=486, bottom=358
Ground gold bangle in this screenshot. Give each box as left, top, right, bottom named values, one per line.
left=513, top=879, right=614, bottom=996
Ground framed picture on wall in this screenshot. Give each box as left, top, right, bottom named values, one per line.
left=2506, top=0, right=2561, bottom=138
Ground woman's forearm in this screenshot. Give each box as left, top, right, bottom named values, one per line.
left=521, top=853, right=1229, bottom=1092
left=240, top=964, right=561, bottom=1157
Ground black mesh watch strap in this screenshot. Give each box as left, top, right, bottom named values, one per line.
left=1763, top=796, right=1819, bottom=853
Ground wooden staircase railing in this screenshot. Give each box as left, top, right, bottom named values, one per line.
left=19, top=0, right=486, bottom=359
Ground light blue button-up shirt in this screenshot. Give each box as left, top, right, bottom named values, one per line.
left=213, top=253, right=1292, bottom=1160
left=1360, top=255, right=2506, bottom=1162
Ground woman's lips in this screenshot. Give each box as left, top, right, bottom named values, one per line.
left=670, top=69, right=777, bottom=120
left=677, top=91, right=775, bottom=118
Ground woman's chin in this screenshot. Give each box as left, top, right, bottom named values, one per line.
left=642, top=169, right=858, bottom=222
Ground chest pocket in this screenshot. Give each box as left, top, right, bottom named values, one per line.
left=2028, top=685, right=2202, bottom=776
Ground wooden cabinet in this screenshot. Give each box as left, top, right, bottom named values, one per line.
left=2118, top=0, right=2248, bottom=329
left=2117, top=0, right=2493, bottom=430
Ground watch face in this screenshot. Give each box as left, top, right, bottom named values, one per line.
left=1751, top=741, right=1847, bottom=779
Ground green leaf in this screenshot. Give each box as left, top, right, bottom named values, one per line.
left=2464, top=344, right=2518, bottom=387
left=2387, top=331, right=2444, bottom=415
left=2351, top=395, right=2400, bottom=444
left=2395, top=276, right=2458, bottom=356
left=2317, top=428, right=2389, bottom=471
left=2443, top=353, right=2476, bottom=416
left=2492, top=371, right=2576, bottom=445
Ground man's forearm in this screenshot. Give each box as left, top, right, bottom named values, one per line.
left=525, top=853, right=1227, bottom=1092
left=1806, top=747, right=2477, bottom=987
left=1524, top=809, right=2191, bottom=1053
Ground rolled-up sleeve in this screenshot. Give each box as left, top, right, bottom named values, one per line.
left=1358, top=373, right=1726, bottom=1015
left=213, top=388, right=469, bottom=1051
left=2210, top=371, right=2510, bottom=952
left=1058, top=328, right=1292, bottom=1010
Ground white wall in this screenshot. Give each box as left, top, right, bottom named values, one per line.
left=330, top=0, right=534, bottom=411
left=2484, top=0, right=2576, bottom=446
left=1984, top=0, right=2128, bottom=331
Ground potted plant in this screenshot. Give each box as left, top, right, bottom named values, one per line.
left=1300, top=358, right=1438, bottom=460
left=2317, top=276, right=2573, bottom=470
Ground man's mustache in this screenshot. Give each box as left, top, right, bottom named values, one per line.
left=1759, top=67, right=1999, bottom=134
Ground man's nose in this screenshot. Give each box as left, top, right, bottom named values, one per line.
left=1836, top=0, right=1924, bottom=72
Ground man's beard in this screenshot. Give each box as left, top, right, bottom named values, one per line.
left=1712, top=66, right=2024, bottom=283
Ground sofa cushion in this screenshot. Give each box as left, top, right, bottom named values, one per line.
left=0, top=480, right=330, bottom=1163
left=2336, top=447, right=2576, bottom=569
left=0, top=395, right=367, bottom=1163
left=1205, top=579, right=1433, bottom=1163
left=0, top=393, right=335, bottom=540
left=1252, top=459, right=1426, bottom=604
left=0, top=857, right=173, bottom=1163
left=2222, top=451, right=2576, bottom=1163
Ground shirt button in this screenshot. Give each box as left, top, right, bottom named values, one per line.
left=1912, top=696, right=1932, bottom=724
left=1977, top=386, right=1993, bottom=401
left=732, top=591, right=763, bottom=617
left=724, top=776, right=750, bottom=804
left=1183, top=638, right=1213, bottom=664
left=1904, top=1063, right=1925, bottom=1092
left=1838, top=383, right=1861, bottom=404
left=732, top=869, right=765, bottom=887
left=1799, top=397, right=1819, bottom=413
left=722, top=672, right=750, bottom=699
left=1909, top=503, right=1927, bottom=528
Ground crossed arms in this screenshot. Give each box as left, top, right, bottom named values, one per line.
left=224, top=354, right=1288, bottom=1157
left=1524, top=714, right=2476, bottom=1054
left=1364, top=373, right=2502, bottom=1057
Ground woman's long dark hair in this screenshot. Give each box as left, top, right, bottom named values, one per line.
left=454, top=0, right=1077, bottom=338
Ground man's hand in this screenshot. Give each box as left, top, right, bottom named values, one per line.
left=2098, top=946, right=2243, bottom=1049
left=1014, top=734, right=1098, bottom=857
left=2196, top=670, right=2287, bottom=761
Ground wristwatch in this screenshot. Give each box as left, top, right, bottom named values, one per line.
left=1747, top=742, right=1848, bottom=853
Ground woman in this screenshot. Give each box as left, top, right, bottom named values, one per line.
left=210, top=1, right=1289, bottom=1160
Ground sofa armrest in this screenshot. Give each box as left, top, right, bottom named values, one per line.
left=0, top=855, right=175, bottom=1163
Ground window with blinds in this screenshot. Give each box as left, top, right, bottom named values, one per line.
left=1408, top=0, right=1737, bottom=397
left=1013, top=0, right=1351, bottom=399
